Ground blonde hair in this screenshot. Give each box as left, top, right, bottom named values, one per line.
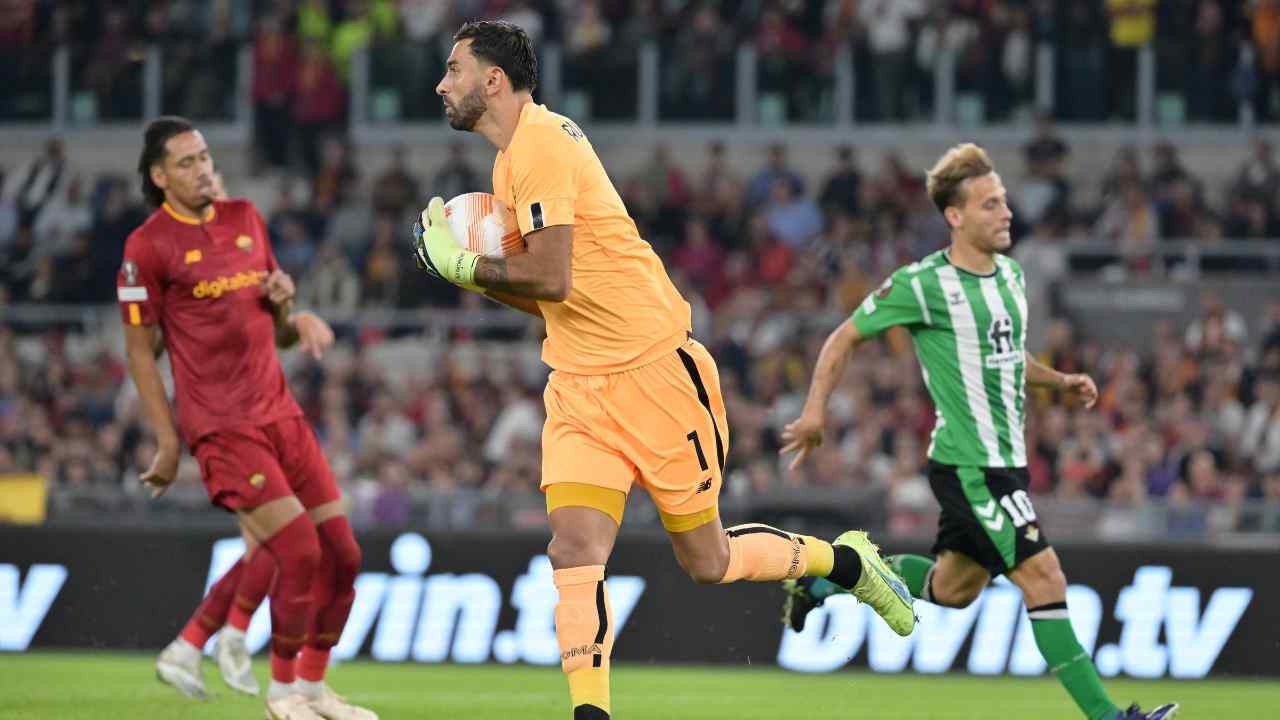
left=926, top=143, right=994, bottom=218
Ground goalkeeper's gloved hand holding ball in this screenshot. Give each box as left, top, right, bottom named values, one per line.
left=410, top=196, right=481, bottom=291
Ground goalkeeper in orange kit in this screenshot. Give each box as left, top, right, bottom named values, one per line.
left=408, top=20, right=915, bottom=720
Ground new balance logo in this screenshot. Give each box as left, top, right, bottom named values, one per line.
left=696, top=478, right=713, bottom=493
left=973, top=499, right=1005, bottom=532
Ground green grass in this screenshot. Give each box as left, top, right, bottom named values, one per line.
left=1, top=652, right=1275, bottom=719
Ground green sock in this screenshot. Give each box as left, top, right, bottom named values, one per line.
left=804, top=576, right=845, bottom=602
left=886, top=554, right=935, bottom=601
left=1029, top=604, right=1120, bottom=720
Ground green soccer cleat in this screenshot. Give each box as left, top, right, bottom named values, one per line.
left=781, top=577, right=821, bottom=632
left=834, top=530, right=916, bottom=637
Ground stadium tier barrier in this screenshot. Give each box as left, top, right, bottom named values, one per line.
left=1, top=526, right=1274, bottom=678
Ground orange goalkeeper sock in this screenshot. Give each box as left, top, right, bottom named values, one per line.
left=554, top=565, right=612, bottom=716
left=718, top=524, right=834, bottom=583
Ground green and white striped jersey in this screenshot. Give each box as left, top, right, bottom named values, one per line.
left=851, top=250, right=1028, bottom=468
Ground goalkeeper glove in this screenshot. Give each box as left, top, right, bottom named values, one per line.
left=410, top=196, right=481, bottom=291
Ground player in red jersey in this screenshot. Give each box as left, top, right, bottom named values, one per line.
left=120, top=116, right=374, bottom=720
left=152, top=170, right=278, bottom=700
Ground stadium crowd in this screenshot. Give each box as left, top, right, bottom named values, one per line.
left=3, top=1, right=1279, bottom=129
left=2, top=133, right=1280, bottom=533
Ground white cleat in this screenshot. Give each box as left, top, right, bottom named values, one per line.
left=155, top=638, right=207, bottom=700
left=307, top=685, right=379, bottom=720
left=265, top=694, right=326, bottom=720
left=215, top=628, right=260, bottom=695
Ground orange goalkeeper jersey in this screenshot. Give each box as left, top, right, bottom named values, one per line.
left=491, top=102, right=691, bottom=375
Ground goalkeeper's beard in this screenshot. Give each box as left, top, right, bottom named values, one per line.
left=447, top=88, right=487, bottom=132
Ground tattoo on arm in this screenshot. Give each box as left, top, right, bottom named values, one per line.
left=474, top=257, right=510, bottom=287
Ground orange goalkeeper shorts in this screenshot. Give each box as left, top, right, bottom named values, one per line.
left=542, top=337, right=729, bottom=526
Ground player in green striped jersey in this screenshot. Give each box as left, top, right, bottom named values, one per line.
left=780, top=144, right=1177, bottom=720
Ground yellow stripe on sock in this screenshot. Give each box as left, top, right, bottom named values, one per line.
left=567, top=666, right=610, bottom=714
left=801, top=536, right=834, bottom=577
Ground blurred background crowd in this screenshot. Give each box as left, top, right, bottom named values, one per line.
left=3, top=1, right=1280, bottom=129
left=2, top=127, right=1279, bottom=534
left=1, top=0, right=1279, bottom=536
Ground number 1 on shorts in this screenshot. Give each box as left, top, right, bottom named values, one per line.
left=686, top=430, right=709, bottom=472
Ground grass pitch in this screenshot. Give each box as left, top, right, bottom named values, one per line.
left=0, top=652, right=1274, bottom=719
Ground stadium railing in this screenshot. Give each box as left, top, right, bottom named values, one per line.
left=4, top=38, right=1272, bottom=140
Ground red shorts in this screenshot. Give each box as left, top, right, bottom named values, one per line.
left=192, top=415, right=340, bottom=512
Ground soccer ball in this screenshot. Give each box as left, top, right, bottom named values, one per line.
left=443, top=192, right=525, bottom=257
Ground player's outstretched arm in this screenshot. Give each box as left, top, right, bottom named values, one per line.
left=473, top=224, right=573, bottom=301
left=780, top=318, right=867, bottom=469
left=1024, top=351, right=1098, bottom=408
left=123, top=323, right=180, bottom=496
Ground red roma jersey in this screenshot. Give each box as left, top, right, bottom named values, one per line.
left=116, top=199, right=302, bottom=445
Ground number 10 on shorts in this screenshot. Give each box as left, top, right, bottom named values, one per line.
left=999, top=490, right=1037, bottom=527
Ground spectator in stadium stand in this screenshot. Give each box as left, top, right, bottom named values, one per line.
left=1149, top=141, right=1201, bottom=207
left=1240, top=370, right=1280, bottom=473
left=1250, top=0, right=1280, bottom=122
left=765, top=176, right=824, bottom=250
left=1185, top=0, right=1236, bottom=123
left=1100, top=145, right=1142, bottom=204
left=858, top=0, right=927, bottom=121
left=633, top=142, right=692, bottom=246
left=273, top=210, right=317, bottom=281
left=84, top=6, right=140, bottom=120
left=328, top=0, right=399, bottom=85
left=818, top=145, right=863, bottom=220
left=293, top=41, right=347, bottom=175
left=88, top=179, right=147, bottom=303
left=300, top=241, right=362, bottom=314
left=745, top=143, right=805, bottom=207
left=4, top=138, right=66, bottom=231
left=671, top=217, right=725, bottom=291
left=1015, top=116, right=1072, bottom=230
left=1104, top=0, right=1156, bottom=121
left=309, top=136, right=358, bottom=218
left=359, top=215, right=405, bottom=308
left=1185, top=294, right=1248, bottom=358
left=1024, top=110, right=1069, bottom=167
left=1095, top=180, right=1159, bottom=271
left=693, top=140, right=745, bottom=246
left=371, top=143, right=421, bottom=220
left=32, top=175, right=90, bottom=259
left=251, top=13, right=298, bottom=173
left=1159, top=178, right=1205, bottom=240
left=430, top=140, right=481, bottom=211
left=1230, top=138, right=1280, bottom=233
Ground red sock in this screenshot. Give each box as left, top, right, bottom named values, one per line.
left=271, top=652, right=297, bottom=684
left=228, top=547, right=276, bottom=631
left=300, top=516, right=362, bottom=683
left=262, top=514, right=321, bottom=684
left=180, top=559, right=244, bottom=649
left=298, top=647, right=330, bottom=682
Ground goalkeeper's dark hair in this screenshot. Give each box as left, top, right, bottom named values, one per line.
left=137, top=115, right=196, bottom=208
left=454, top=20, right=538, bottom=93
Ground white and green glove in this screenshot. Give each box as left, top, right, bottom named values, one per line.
left=410, top=196, right=481, bottom=291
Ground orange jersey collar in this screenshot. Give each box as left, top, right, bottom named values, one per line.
left=162, top=201, right=216, bottom=225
